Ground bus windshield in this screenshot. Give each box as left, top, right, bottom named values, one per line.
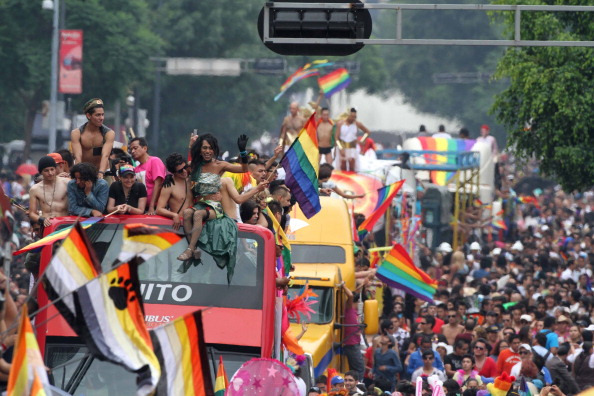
left=286, top=286, right=334, bottom=324
left=46, top=342, right=259, bottom=395
left=56, top=223, right=265, bottom=309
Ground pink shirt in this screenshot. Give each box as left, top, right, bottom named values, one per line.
left=135, top=156, right=166, bottom=205
left=344, top=307, right=360, bottom=346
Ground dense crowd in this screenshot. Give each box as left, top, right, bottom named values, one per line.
left=0, top=97, right=592, bottom=396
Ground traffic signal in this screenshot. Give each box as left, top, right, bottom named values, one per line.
left=258, top=0, right=372, bottom=56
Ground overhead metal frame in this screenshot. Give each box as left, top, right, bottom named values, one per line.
left=262, top=3, right=594, bottom=47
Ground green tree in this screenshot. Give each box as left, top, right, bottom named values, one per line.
left=0, top=0, right=161, bottom=158
left=490, top=0, right=594, bottom=191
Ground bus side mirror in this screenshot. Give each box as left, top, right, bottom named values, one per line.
left=363, top=299, right=379, bottom=335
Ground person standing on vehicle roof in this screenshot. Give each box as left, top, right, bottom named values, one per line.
left=70, top=99, right=115, bottom=178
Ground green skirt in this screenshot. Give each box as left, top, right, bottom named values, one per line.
left=194, top=202, right=237, bottom=283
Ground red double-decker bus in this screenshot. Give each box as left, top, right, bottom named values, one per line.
left=35, top=215, right=279, bottom=394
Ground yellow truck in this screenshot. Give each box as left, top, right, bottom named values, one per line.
left=287, top=196, right=377, bottom=379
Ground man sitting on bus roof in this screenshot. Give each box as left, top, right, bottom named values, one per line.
left=67, top=162, right=109, bottom=217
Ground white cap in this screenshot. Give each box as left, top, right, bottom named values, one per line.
left=584, top=325, right=594, bottom=332
left=470, top=242, right=481, bottom=251
left=435, top=342, right=453, bottom=355
left=519, top=344, right=532, bottom=352
left=492, top=247, right=502, bottom=256
left=437, top=242, right=453, bottom=253
left=511, top=241, right=524, bottom=251
left=541, top=225, right=550, bottom=231
left=520, top=314, right=533, bottom=322
left=20, top=221, right=31, bottom=228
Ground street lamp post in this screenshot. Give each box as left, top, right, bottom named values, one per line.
left=43, top=0, right=60, bottom=153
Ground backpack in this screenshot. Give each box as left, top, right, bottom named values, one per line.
left=532, top=347, right=550, bottom=370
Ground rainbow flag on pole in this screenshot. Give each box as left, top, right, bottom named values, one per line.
left=318, top=68, right=351, bottom=97
left=214, top=356, right=229, bottom=396
left=7, top=305, right=51, bottom=396
left=357, top=180, right=404, bottom=239
left=376, top=244, right=437, bottom=303
left=151, top=311, right=213, bottom=396
left=13, top=216, right=103, bottom=256
left=280, top=113, right=321, bottom=219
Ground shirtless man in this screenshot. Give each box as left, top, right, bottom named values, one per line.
left=317, top=107, right=335, bottom=164
left=70, top=98, right=115, bottom=178
left=220, top=177, right=268, bottom=220
left=335, top=108, right=371, bottom=171
left=156, top=153, right=193, bottom=230
left=441, top=309, right=465, bottom=345
left=279, top=102, right=305, bottom=149
left=28, top=156, right=69, bottom=228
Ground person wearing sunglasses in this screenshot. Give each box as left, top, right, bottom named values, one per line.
left=472, top=338, right=497, bottom=378
left=442, top=309, right=465, bottom=345
left=156, top=153, right=193, bottom=230
left=411, top=349, right=446, bottom=382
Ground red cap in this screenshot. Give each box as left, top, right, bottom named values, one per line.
left=480, top=124, right=490, bottom=131
left=47, top=152, right=64, bottom=164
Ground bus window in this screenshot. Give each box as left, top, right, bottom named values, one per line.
left=290, top=244, right=346, bottom=264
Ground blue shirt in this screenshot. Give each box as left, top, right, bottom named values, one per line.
left=407, top=349, right=444, bottom=375
left=540, top=329, right=559, bottom=350
left=373, top=349, right=402, bottom=386
left=67, top=179, right=109, bottom=217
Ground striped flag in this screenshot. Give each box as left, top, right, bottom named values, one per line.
left=118, top=223, right=183, bottom=263
left=376, top=244, right=437, bottom=303
left=7, top=305, right=51, bottom=396
left=151, top=311, right=213, bottom=396
left=264, top=207, right=292, bottom=276
left=44, top=221, right=101, bottom=328
left=318, top=68, right=352, bottom=98
left=214, top=356, right=228, bottom=396
left=13, top=216, right=103, bottom=256
left=280, top=113, right=321, bottom=219
left=73, top=261, right=161, bottom=395
left=358, top=180, right=405, bottom=239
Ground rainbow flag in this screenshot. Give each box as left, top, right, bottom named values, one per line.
left=280, top=113, right=321, bottom=219
left=214, top=356, right=229, bottom=396
left=151, top=311, right=213, bottom=396
left=416, top=137, right=476, bottom=186
left=118, top=223, right=183, bottom=263
left=357, top=180, right=405, bottom=239
left=376, top=244, right=437, bottom=303
left=318, top=68, right=351, bottom=97
left=274, top=60, right=334, bottom=101
left=7, top=305, right=51, bottom=396
left=223, top=171, right=253, bottom=193
left=72, top=261, right=161, bottom=394
left=44, top=221, right=101, bottom=327
left=13, top=216, right=103, bottom=256
left=518, top=195, right=540, bottom=208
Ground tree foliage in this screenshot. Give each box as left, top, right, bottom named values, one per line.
left=490, top=0, right=594, bottom=191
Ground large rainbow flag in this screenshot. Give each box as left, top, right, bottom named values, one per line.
left=416, top=137, right=476, bottom=186
left=318, top=68, right=351, bottom=97
left=13, top=216, right=103, bottom=256
left=280, top=113, right=321, bottom=219
left=376, top=244, right=437, bottom=303
left=151, top=310, right=213, bottom=396
left=7, top=305, right=51, bottom=396
left=357, top=180, right=405, bottom=239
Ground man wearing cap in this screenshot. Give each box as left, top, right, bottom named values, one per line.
left=476, top=124, right=498, bottom=155
left=28, top=156, right=70, bottom=228
left=70, top=98, right=115, bottom=178
left=330, top=375, right=345, bottom=391
left=556, top=315, right=572, bottom=343
left=486, top=325, right=500, bottom=350
left=47, top=152, right=69, bottom=178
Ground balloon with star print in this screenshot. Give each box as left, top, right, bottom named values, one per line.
left=226, top=357, right=300, bottom=395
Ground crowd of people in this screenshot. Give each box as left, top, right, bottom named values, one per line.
left=0, top=97, right=592, bottom=396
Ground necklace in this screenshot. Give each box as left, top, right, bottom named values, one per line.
left=43, top=180, right=57, bottom=217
